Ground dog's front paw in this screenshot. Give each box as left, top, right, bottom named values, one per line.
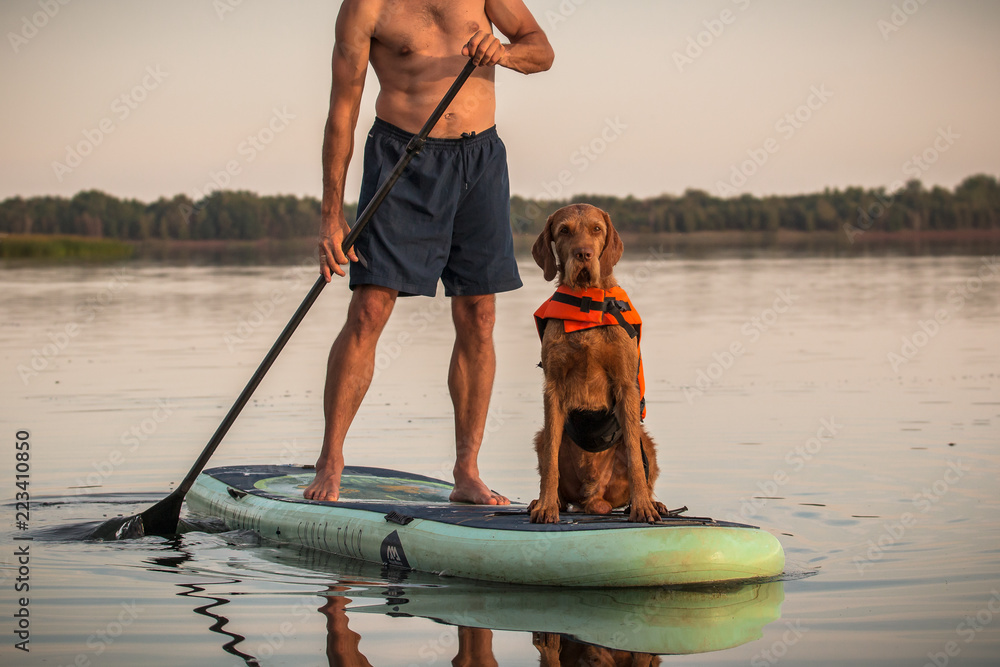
left=532, top=631, right=561, bottom=651
left=532, top=632, right=561, bottom=665
left=628, top=498, right=662, bottom=524
left=528, top=498, right=561, bottom=524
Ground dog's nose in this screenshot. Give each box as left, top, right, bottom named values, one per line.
left=573, top=247, right=593, bottom=261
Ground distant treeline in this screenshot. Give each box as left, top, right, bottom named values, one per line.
left=0, top=191, right=342, bottom=241
left=1, top=174, right=997, bottom=241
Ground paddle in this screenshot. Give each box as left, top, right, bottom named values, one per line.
left=88, top=58, right=478, bottom=539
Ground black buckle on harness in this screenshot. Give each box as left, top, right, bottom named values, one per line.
left=579, top=295, right=593, bottom=313
left=605, top=300, right=638, bottom=339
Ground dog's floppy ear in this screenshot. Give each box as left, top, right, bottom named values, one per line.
left=532, top=213, right=559, bottom=282
left=598, top=209, right=623, bottom=278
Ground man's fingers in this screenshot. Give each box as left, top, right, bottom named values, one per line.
left=477, top=43, right=502, bottom=66
left=319, top=238, right=351, bottom=281
left=465, top=31, right=503, bottom=66
left=318, top=213, right=357, bottom=281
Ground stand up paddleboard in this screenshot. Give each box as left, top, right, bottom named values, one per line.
left=187, top=465, right=784, bottom=587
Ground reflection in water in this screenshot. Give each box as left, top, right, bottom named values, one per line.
left=177, top=581, right=260, bottom=666
left=152, top=537, right=783, bottom=663
left=145, top=542, right=262, bottom=665
left=317, top=594, right=668, bottom=665
left=342, top=579, right=784, bottom=656
left=320, top=591, right=374, bottom=667
left=533, top=632, right=661, bottom=666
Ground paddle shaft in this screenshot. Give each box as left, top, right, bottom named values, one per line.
left=143, top=59, right=478, bottom=532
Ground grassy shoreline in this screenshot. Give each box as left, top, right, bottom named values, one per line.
left=3, top=229, right=998, bottom=264
left=0, top=234, right=134, bottom=260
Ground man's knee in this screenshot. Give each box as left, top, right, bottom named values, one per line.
left=345, top=286, right=397, bottom=340
left=453, top=295, right=496, bottom=341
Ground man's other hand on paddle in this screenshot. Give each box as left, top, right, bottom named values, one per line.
left=319, top=213, right=357, bottom=281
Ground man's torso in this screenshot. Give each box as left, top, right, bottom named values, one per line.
left=365, top=0, right=498, bottom=137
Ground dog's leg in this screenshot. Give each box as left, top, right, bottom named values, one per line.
left=532, top=633, right=561, bottom=666
left=530, top=387, right=566, bottom=524
left=615, top=385, right=661, bottom=523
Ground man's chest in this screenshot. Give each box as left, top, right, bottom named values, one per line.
left=374, top=0, right=489, bottom=54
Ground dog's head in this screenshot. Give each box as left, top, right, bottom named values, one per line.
left=531, top=204, right=623, bottom=289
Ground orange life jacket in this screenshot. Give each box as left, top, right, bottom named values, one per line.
left=534, top=285, right=646, bottom=421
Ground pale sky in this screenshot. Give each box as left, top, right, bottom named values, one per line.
left=1, top=0, right=998, bottom=204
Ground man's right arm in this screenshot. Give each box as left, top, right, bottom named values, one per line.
left=319, top=1, right=375, bottom=281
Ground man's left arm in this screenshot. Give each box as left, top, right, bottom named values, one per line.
left=465, top=0, right=554, bottom=74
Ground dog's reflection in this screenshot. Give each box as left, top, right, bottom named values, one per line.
left=318, top=588, right=658, bottom=666
left=533, top=632, right=661, bottom=667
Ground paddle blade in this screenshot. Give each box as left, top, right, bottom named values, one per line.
left=85, top=513, right=147, bottom=540
left=138, top=492, right=185, bottom=537
left=85, top=491, right=184, bottom=540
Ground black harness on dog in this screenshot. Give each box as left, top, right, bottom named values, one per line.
left=563, top=408, right=650, bottom=480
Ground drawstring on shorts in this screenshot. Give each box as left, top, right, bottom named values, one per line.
left=459, top=130, right=477, bottom=190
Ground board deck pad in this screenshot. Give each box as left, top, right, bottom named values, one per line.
left=205, top=464, right=755, bottom=532
left=256, top=470, right=455, bottom=503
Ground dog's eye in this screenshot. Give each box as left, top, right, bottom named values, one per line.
left=557, top=226, right=569, bottom=235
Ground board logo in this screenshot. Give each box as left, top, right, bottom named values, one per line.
left=379, top=530, right=410, bottom=569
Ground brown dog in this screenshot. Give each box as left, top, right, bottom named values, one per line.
left=528, top=204, right=667, bottom=524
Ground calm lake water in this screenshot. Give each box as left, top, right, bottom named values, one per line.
left=1, top=250, right=998, bottom=666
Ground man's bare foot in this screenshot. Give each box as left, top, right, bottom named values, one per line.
left=304, top=468, right=342, bottom=501
left=450, top=474, right=510, bottom=506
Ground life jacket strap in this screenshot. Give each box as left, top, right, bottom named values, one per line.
left=549, top=291, right=638, bottom=339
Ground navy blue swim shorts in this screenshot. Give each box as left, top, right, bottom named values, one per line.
left=349, top=118, right=522, bottom=298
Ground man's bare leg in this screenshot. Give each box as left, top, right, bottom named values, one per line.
left=448, top=294, right=509, bottom=505
left=304, top=285, right=397, bottom=501
left=452, top=627, right=498, bottom=667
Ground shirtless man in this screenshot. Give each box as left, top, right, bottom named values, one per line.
left=306, top=0, right=554, bottom=503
